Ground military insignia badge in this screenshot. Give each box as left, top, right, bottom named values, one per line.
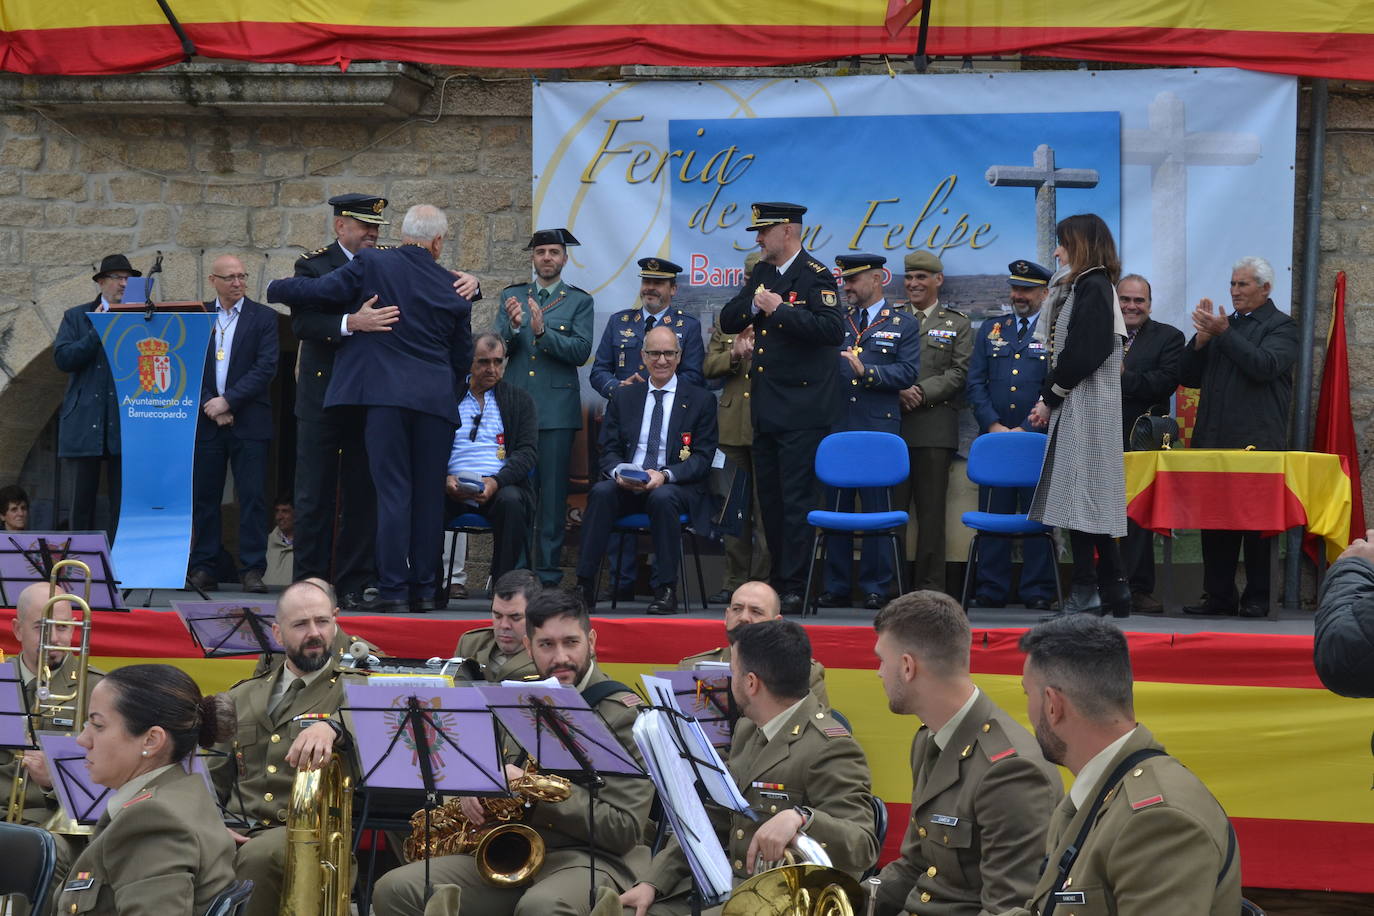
left=679, top=432, right=692, bottom=462
left=495, top=433, right=506, bottom=461
left=821, top=290, right=837, bottom=307
left=987, top=323, right=1003, bottom=340
left=756, top=284, right=767, bottom=295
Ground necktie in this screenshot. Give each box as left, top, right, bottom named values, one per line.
left=857, top=308, right=869, bottom=333
left=644, top=313, right=657, bottom=333
left=537, top=288, right=549, bottom=307
left=643, top=389, right=666, bottom=469
left=915, top=735, right=941, bottom=793
left=1018, top=317, right=1028, bottom=341
left=271, top=677, right=305, bottom=720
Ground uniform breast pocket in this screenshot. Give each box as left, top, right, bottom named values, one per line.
left=751, top=789, right=793, bottom=816
left=925, top=335, right=952, bottom=353
left=60, top=876, right=105, bottom=914
left=921, top=816, right=974, bottom=878
left=237, top=723, right=261, bottom=752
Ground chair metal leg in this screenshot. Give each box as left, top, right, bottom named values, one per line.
left=960, top=534, right=980, bottom=611
left=1043, top=532, right=1065, bottom=610
left=677, top=532, right=689, bottom=608
left=606, top=531, right=619, bottom=611
left=803, top=529, right=824, bottom=617
left=687, top=528, right=708, bottom=610
left=890, top=532, right=904, bottom=601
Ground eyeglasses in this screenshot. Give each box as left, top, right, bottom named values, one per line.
left=643, top=350, right=680, bottom=361
left=469, top=413, right=483, bottom=441
left=211, top=273, right=249, bottom=283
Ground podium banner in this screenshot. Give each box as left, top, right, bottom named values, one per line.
left=87, top=311, right=213, bottom=589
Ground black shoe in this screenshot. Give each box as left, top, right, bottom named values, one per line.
left=1184, top=602, right=1238, bottom=617
left=646, top=586, right=678, bottom=616
left=241, top=569, right=268, bottom=594
left=973, top=595, right=1007, bottom=608
left=1100, top=579, right=1132, bottom=619
left=1062, top=585, right=1103, bottom=616
left=1131, top=592, right=1164, bottom=614
left=816, top=592, right=848, bottom=608
left=576, top=577, right=597, bottom=610
left=1024, top=597, right=1053, bottom=612
left=359, top=596, right=409, bottom=613
left=409, top=597, right=435, bottom=613
left=864, top=593, right=884, bottom=610
left=708, top=588, right=734, bottom=605
left=187, top=569, right=218, bottom=592
left=780, top=593, right=804, bottom=615
left=599, top=584, right=636, bottom=602
left=1239, top=601, right=1269, bottom=618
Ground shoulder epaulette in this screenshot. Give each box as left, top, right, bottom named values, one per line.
left=809, top=709, right=850, bottom=739
left=123, top=788, right=155, bottom=808
left=302, top=245, right=330, bottom=258
left=977, top=718, right=1020, bottom=763
left=1122, top=757, right=1168, bottom=812
left=942, top=306, right=968, bottom=318
left=808, top=258, right=830, bottom=274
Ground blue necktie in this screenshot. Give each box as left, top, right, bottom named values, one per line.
left=644, top=389, right=666, bottom=469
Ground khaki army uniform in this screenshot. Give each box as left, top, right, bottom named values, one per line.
left=372, top=664, right=653, bottom=916
left=893, top=302, right=972, bottom=589
left=453, top=626, right=538, bottom=682
left=56, top=767, right=236, bottom=916
left=678, top=645, right=829, bottom=709
left=875, top=691, right=1061, bottom=916
left=643, top=693, right=878, bottom=916
left=250, top=625, right=387, bottom=678
left=1007, top=725, right=1240, bottom=916
left=208, top=657, right=361, bottom=916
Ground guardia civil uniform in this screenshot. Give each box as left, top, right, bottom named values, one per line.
left=1005, top=725, right=1240, bottom=916
left=892, top=251, right=973, bottom=593
left=372, top=664, right=653, bottom=916
left=874, top=689, right=1062, bottom=916
left=56, top=766, right=236, bottom=916
left=453, top=625, right=538, bottom=682
left=678, top=645, right=830, bottom=709
left=640, top=692, right=878, bottom=916
left=498, top=229, right=596, bottom=587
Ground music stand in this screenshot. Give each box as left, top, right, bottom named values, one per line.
left=478, top=683, right=647, bottom=910
left=344, top=683, right=507, bottom=912
left=0, top=660, right=33, bottom=749
left=0, top=532, right=124, bottom=610
left=173, top=601, right=282, bottom=658
left=37, top=731, right=111, bottom=825
left=652, top=669, right=735, bottom=749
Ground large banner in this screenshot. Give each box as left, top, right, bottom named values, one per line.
left=88, top=312, right=213, bottom=589
left=533, top=68, right=1296, bottom=401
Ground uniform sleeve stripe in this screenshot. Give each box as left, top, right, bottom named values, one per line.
left=1131, top=794, right=1165, bottom=810
left=988, top=748, right=1017, bottom=762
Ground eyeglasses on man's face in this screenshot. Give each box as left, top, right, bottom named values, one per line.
left=643, top=349, right=680, bottom=362
left=211, top=273, right=249, bottom=283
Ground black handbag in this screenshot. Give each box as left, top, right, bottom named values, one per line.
left=1128, top=412, right=1180, bottom=451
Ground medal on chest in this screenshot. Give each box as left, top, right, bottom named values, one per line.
left=495, top=433, right=506, bottom=461
left=679, top=432, right=692, bottom=462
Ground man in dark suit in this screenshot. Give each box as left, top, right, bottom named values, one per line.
left=187, top=255, right=280, bottom=593
left=964, top=260, right=1056, bottom=611
left=576, top=324, right=718, bottom=615
left=720, top=202, right=844, bottom=614
left=1117, top=274, right=1184, bottom=613
left=53, top=253, right=136, bottom=536
left=445, top=332, right=539, bottom=583
left=269, top=204, right=473, bottom=613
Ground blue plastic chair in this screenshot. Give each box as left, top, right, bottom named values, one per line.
left=602, top=512, right=709, bottom=610
left=0, top=822, right=55, bottom=915
left=442, top=470, right=537, bottom=598
left=803, top=431, right=910, bottom=615
left=959, top=431, right=1063, bottom=611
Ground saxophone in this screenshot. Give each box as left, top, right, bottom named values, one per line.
left=403, top=761, right=573, bottom=887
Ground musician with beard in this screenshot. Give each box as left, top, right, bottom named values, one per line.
left=207, top=580, right=364, bottom=916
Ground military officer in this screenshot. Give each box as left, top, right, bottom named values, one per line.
left=704, top=251, right=769, bottom=605
left=964, top=260, right=1056, bottom=611
left=1010, top=614, right=1241, bottom=915
left=622, top=618, right=877, bottom=916
left=679, top=580, right=829, bottom=710
left=208, top=581, right=363, bottom=916
left=720, top=202, right=844, bottom=614
left=892, top=251, right=973, bottom=594
left=451, top=568, right=540, bottom=682
left=872, top=591, right=1061, bottom=916
left=499, top=228, right=596, bottom=588
left=818, top=253, right=919, bottom=610
left=590, top=257, right=706, bottom=599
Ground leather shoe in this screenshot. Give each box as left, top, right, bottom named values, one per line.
left=1131, top=592, right=1164, bottom=614
left=359, top=595, right=409, bottom=613
left=1062, top=585, right=1103, bottom=616
left=1183, top=602, right=1237, bottom=617
left=1240, top=601, right=1269, bottom=618
left=448, top=583, right=469, bottom=600
left=187, top=569, right=218, bottom=592
left=708, top=588, right=734, bottom=605
left=1024, top=597, right=1053, bottom=612
left=780, top=593, right=804, bottom=616
left=816, top=592, right=848, bottom=608
left=241, top=569, right=268, bottom=594
left=864, top=593, right=884, bottom=611
left=646, top=586, right=679, bottom=616
left=410, top=597, right=435, bottom=613
left=576, top=577, right=597, bottom=610
left=1101, top=579, right=1132, bottom=619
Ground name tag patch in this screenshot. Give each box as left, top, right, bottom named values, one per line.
left=1053, top=892, right=1086, bottom=905
left=65, top=873, right=95, bottom=892
left=929, top=814, right=959, bottom=826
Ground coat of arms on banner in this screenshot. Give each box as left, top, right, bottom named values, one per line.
left=136, top=337, right=172, bottom=394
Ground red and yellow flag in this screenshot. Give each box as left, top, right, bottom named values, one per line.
left=1309, top=271, right=1366, bottom=554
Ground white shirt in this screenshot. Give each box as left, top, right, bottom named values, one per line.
left=338, top=242, right=358, bottom=337
left=1069, top=726, right=1139, bottom=810
left=212, top=297, right=243, bottom=396
left=631, top=375, right=678, bottom=470
left=931, top=686, right=980, bottom=751
left=107, top=764, right=178, bottom=822
left=858, top=298, right=886, bottom=330
left=96, top=298, right=112, bottom=313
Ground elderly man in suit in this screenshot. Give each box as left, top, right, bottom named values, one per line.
left=53, top=253, right=136, bottom=536
left=575, top=324, right=718, bottom=616
left=186, top=254, right=279, bottom=593
left=1117, top=274, right=1184, bottom=613
left=268, top=204, right=473, bottom=613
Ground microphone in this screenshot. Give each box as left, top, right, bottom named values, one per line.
left=346, top=640, right=380, bottom=668
left=143, top=251, right=164, bottom=320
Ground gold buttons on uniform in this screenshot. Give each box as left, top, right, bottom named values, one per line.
left=1012, top=369, right=1019, bottom=375
left=529, top=371, right=535, bottom=376
left=743, top=392, right=750, bottom=398
left=769, top=805, right=777, bottom=813
left=816, top=713, right=824, bottom=718
left=270, top=734, right=281, bottom=743
left=927, top=866, right=937, bottom=877
left=756, top=347, right=764, bottom=354
left=920, top=892, right=932, bottom=903
left=267, top=765, right=277, bottom=774
left=736, top=829, right=745, bottom=839
left=851, top=379, right=858, bottom=386
left=1133, top=769, right=1143, bottom=777
left=1014, top=353, right=1021, bottom=359
left=264, top=792, right=274, bottom=802
left=760, top=329, right=767, bottom=336
left=1010, top=386, right=1017, bottom=392
left=943, top=834, right=950, bottom=844
left=734, top=859, right=743, bottom=872
left=756, top=366, right=763, bottom=373
left=278, top=810, right=288, bottom=822
left=315, top=371, right=323, bottom=378
left=982, top=723, right=991, bottom=732
left=917, top=827, right=927, bottom=838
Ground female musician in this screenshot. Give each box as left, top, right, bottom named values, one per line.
left=56, top=664, right=237, bottom=915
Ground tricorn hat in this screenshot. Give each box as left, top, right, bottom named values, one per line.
left=525, top=228, right=580, bottom=250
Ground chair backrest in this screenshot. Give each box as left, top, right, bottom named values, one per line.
left=1240, top=899, right=1266, bottom=916
left=203, top=879, right=255, bottom=916
left=862, top=794, right=889, bottom=879
left=966, top=430, right=1048, bottom=489
left=814, top=431, right=910, bottom=489
left=0, top=822, right=56, bottom=910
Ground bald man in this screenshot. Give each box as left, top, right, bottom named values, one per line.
left=4, top=582, right=103, bottom=914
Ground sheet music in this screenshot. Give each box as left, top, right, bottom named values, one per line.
left=643, top=675, right=748, bottom=811
left=0, top=660, right=32, bottom=749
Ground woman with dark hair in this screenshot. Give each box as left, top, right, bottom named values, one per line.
left=57, top=664, right=237, bottom=915
left=1027, top=213, right=1130, bottom=617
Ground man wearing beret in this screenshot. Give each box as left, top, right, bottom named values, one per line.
left=892, top=251, right=973, bottom=595
left=54, top=253, right=137, bottom=537
left=964, top=261, right=1057, bottom=611
left=818, top=253, right=920, bottom=610
left=499, top=228, right=596, bottom=587
left=590, top=257, right=706, bottom=601
left=720, top=203, right=844, bottom=614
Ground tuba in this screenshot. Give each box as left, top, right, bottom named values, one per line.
left=403, top=761, right=572, bottom=887
left=5, top=558, right=94, bottom=835
left=722, top=835, right=862, bottom=916
left=280, top=755, right=353, bottom=916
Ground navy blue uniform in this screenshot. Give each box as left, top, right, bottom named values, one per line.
left=964, top=312, right=1054, bottom=605
left=825, top=303, right=920, bottom=598
left=590, top=307, right=705, bottom=398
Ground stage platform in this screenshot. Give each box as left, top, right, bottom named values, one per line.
left=2, top=591, right=1367, bottom=898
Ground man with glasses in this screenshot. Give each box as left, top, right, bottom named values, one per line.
left=445, top=332, right=539, bottom=584
left=576, top=325, right=718, bottom=615
left=188, top=254, right=279, bottom=593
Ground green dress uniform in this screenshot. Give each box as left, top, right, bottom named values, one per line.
left=207, top=658, right=361, bottom=916
left=874, top=690, right=1061, bottom=916
left=498, top=279, right=595, bottom=586
left=1006, top=725, right=1241, bottom=916
left=892, top=302, right=973, bottom=591
left=453, top=625, right=538, bottom=682
left=371, top=664, right=653, bottom=916
left=55, top=767, right=236, bottom=916
left=677, top=645, right=829, bottom=709
left=641, top=693, right=878, bottom=916
left=705, top=322, right=770, bottom=590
